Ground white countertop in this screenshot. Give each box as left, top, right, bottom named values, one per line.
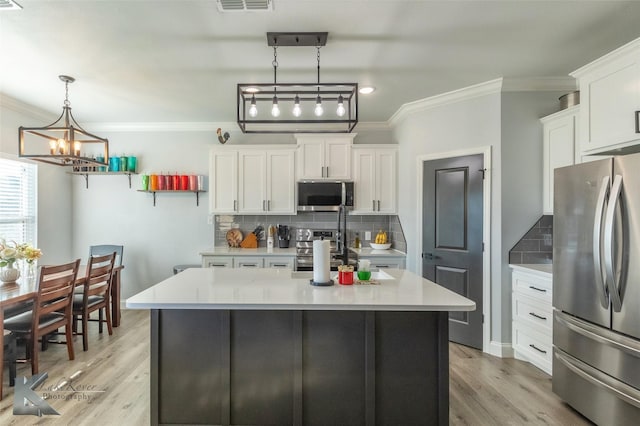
left=126, top=267, right=475, bottom=312
left=200, top=247, right=297, bottom=256
left=349, top=248, right=406, bottom=257
left=509, top=263, right=553, bottom=278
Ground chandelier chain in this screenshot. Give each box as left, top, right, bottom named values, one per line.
left=64, top=80, right=70, bottom=107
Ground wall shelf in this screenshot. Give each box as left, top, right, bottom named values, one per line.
left=137, top=190, right=206, bottom=207
left=69, top=171, right=138, bottom=189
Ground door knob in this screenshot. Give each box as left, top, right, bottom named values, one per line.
left=422, top=253, right=435, bottom=260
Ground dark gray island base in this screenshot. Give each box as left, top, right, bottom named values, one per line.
left=150, top=309, right=449, bottom=426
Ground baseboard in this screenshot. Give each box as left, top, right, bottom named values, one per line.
left=485, top=341, right=515, bottom=358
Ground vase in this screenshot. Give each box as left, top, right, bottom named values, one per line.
left=0, top=264, right=21, bottom=283
left=26, top=261, right=37, bottom=280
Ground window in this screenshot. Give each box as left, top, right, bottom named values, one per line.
left=0, top=157, right=37, bottom=246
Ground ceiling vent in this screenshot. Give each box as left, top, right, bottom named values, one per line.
left=217, top=0, right=272, bottom=12
left=0, top=0, right=22, bottom=11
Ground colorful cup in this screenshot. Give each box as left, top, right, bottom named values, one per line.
left=180, top=175, right=189, bottom=191
left=357, top=270, right=371, bottom=281
left=172, top=175, right=180, bottom=191
left=150, top=174, right=158, bottom=191
left=158, top=174, right=166, bottom=190
left=109, top=157, right=120, bottom=172
left=120, top=156, right=128, bottom=171
left=189, top=175, right=198, bottom=191
left=127, top=156, right=137, bottom=173
left=339, top=271, right=354, bottom=285
left=141, top=175, right=149, bottom=191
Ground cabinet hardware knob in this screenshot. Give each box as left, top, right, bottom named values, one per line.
left=635, top=111, right=640, bottom=134
left=529, top=285, right=547, bottom=293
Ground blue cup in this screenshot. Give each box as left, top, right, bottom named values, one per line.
left=109, top=157, right=121, bottom=172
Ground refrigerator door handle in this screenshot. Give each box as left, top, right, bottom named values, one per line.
left=593, top=175, right=610, bottom=309
left=604, top=174, right=623, bottom=312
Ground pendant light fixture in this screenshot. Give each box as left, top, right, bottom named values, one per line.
left=18, top=75, right=109, bottom=167
left=237, top=32, right=358, bottom=133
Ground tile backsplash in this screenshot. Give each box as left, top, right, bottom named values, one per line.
left=214, top=212, right=407, bottom=253
left=509, top=215, right=553, bottom=264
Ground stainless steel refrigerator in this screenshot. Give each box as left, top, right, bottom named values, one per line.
left=553, top=154, right=640, bottom=425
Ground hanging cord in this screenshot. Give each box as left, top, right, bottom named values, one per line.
left=272, top=45, right=278, bottom=95
left=316, top=43, right=321, bottom=93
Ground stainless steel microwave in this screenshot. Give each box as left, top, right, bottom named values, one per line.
left=297, top=181, right=354, bottom=212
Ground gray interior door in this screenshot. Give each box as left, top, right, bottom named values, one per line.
left=422, top=154, right=483, bottom=349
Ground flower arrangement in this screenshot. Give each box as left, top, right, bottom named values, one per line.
left=0, top=238, right=42, bottom=268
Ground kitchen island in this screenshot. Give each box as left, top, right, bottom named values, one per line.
left=126, top=268, right=475, bottom=426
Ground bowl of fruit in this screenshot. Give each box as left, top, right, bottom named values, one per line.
left=370, top=230, right=391, bottom=250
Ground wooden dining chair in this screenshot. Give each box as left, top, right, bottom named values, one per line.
left=3, top=330, right=16, bottom=387
left=89, top=245, right=123, bottom=267
left=73, top=252, right=116, bottom=351
left=4, top=259, right=80, bottom=375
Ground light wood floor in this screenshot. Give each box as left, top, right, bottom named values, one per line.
left=0, top=310, right=592, bottom=425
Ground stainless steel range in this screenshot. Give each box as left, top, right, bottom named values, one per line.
left=295, top=229, right=355, bottom=271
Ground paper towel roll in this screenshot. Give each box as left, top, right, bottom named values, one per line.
left=313, top=239, right=331, bottom=284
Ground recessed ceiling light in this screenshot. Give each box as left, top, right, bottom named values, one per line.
left=245, top=87, right=260, bottom=93
left=359, top=86, right=375, bottom=95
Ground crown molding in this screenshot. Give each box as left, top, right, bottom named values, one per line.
left=388, top=76, right=578, bottom=127
left=83, top=122, right=237, bottom=132
left=0, top=93, right=56, bottom=122
left=389, top=78, right=504, bottom=127
left=500, top=77, right=576, bottom=92
left=571, top=37, right=640, bottom=78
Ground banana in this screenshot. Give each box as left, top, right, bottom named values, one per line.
left=375, top=230, right=387, bottom=244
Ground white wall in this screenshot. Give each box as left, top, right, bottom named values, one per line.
left=392, top=90, right=503, bottom=343
left=0, top=96, right=73, bottom=265
left=392, top=85, right=565, bottom=346
left=70, top=130, right=214, bottom=299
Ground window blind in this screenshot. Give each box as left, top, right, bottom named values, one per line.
left=0, top=158, right=37, bottom=246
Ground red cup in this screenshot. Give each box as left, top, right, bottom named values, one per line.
left=338, top=271, right=353, bottom=285
left=180, top=175, right=189, bottom=190
left=172, top=175, right=180, bottom=191
left=189, top=175, right=198, bottom=191
left=166, top=175, right=174, bottom=190
left=158, top=174, right=166, bottom=190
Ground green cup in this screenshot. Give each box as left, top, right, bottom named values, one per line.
left=141, top=175, right=150, bottom=191
left=357, top=270, right=371, bottom=281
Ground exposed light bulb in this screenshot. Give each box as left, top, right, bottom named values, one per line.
left=57, top=138, right=66, bottom=155
left=314, top=95, right=323, bottom=117
left=292, top=95, right=302, bottom=117
left=248, top=95, right=258, bottom=117
left=73, top=141, right=81, bottom=156
left=336, top=95, right=345, bottom=117
left=49, top=140, right=57, bottom=155
left=271, top=96, right=280, bottom=117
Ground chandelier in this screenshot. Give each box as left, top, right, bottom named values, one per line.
left=237, top=32, right=358, bottom=133
left=18, top=75, right=109, bottom=167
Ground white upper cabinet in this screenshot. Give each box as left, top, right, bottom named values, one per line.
left=209, top=150, right=238, bottom=214
left=571, top=38, right=640, bottom=155
left=296, top=134, right=355, bottom=180
left=541, top=107, right=577, bottom=214
left=210, top=146, right=295, bottom=215
left=265, top=150, right=295, bottom=214
left=238, top=150, right=267, bottom=213
left=351, top=145, right=398, bottom=215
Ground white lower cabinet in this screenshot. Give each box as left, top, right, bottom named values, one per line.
left=202, top=255, right=295, bottom=269
left=511, top=266, right=553, bottom=375
left=358, top=256, right=405, bottom=270
left=202, top=256, right=234, bottom=268
left=264, top=256, right=295, bottom=269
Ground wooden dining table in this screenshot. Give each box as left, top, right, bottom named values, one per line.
left=0, top=263, right=123, bottom=399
